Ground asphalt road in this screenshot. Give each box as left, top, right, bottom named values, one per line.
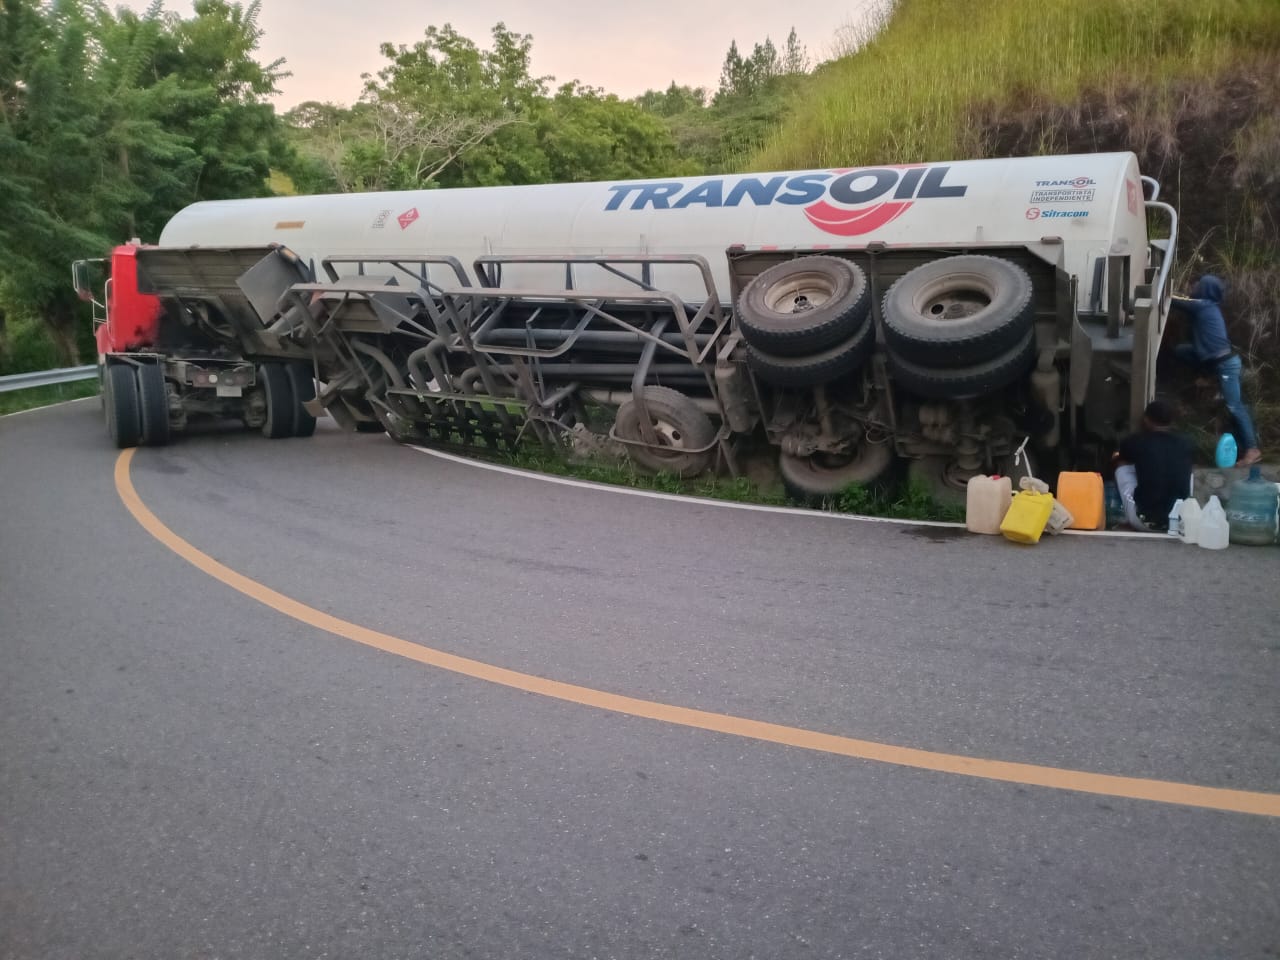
left=2, top=400, right=1278, bottom=960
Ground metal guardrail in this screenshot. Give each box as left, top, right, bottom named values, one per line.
left=0, top=364, right=97, bottom=393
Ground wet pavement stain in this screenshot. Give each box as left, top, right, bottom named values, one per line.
left=899, top=526, right=967, bottom=542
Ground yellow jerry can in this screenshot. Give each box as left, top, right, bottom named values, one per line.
left=1000, top=490, right=1056, bottom=544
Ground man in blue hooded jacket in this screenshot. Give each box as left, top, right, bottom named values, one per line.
left=1171, top=274, right=1262, bottom=466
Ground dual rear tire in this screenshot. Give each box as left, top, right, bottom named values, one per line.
left=259, top=361, right=318, bottom=439
left=104, top=359, right=317, bottom=448
left=104, top=362, right=169, bottom=449
left=738, top=254, right=1038, bottom=400
left=881, top=255, right=1037, bottom=399
left=737, top=256, right=874, bottom=389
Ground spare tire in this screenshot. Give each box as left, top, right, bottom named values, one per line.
left=887, top=328, right=1036, bottom=400
left=615, top=386, right=717, bottom=478
left=737, top=256, right=870, bottom=357
left=747, top=319, right=875, bottom=389
left=882, top=255, right=1034, bottom=366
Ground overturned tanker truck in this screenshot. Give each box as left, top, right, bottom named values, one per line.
left=79, top=151, right=1179, bottom=501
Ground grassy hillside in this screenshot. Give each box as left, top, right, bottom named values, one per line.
left=753, top=0, right=1280, bottom=452
left=754, top=0, right=1280, bottom=169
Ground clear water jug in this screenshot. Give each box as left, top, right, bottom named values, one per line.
left=966, top=474, right=1012, bottom=535
left=1226, top=466, right=1278, bottom=545
left=1197, top=495, right=1229, bottom=550
left=1179, top=497, right=1202, bottom=544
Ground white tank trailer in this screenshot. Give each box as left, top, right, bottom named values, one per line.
left=126, top=151, right=1178, bottom=501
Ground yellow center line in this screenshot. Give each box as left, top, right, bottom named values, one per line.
left=115, top=449, right=1280, bottom=818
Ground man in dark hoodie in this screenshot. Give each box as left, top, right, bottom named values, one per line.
left=1171, top=274, right=1262, bottom=466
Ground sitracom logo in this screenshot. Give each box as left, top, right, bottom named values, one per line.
left=603, top=165, right=968, bottom=237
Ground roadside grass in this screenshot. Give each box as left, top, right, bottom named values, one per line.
left=500, top=440, right=965, bottom=522
left=0, top=379, right=99, bottom=416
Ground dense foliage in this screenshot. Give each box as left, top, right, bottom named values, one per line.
left=0, top=0, right=286, bottom=366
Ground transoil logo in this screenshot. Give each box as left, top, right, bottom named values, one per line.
left=604, top=165, right=969, bottom=237
left=397, top=208, right=420, bottom=230
left=1035, top=177, right=1096, bottom=188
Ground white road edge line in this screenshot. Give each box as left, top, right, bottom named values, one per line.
left=0, top=394, right=98, bottom=419
left=408, top=444, right=1164, bottom=540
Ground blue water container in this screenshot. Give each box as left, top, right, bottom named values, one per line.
left=1215, top=433, right=1238, bottom=469
left=1226, top=466, right=1278, bottom=545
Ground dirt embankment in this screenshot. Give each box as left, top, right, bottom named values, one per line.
left=975, top=59, right=1280, bottom=452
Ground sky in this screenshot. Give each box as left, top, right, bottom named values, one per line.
left=119, top=0, right=880, bottom=109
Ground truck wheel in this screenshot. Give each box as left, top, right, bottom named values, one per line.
left=882, top=255, right=1034, bottom=366
left=259, top=362, right=296, bottom=439
left=105, top=363, right=142, bottom=449
left=906, top=456, right=972, bottom=510
left=285, top=362, right=318, bottom=438
left=736, top=256, right=871, bottom=357
left=615, top=386, right=717, bottom=478
left=746, top=319, right=874, bottom=388
left=886, top=328, right=1036, bottom=399
left=780, top=439, right=895, bottom=499
left=136, top=362, right=171, bottom=447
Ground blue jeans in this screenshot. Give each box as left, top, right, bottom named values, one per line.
left=1173, top=344, right=1258, bottom=450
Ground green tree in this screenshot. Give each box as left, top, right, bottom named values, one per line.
left=0, top=0, right=288, bottom=367
left=634, top=82, right=707, bottom=118
left=286, top=22, right=690, bottom=192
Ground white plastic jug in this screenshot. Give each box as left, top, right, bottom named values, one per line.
left=1179, top=497, right=1202, bottom=544
left=965, top=474, right=1012, bottom=535
left=1197, top=495, right=1229, bottom=550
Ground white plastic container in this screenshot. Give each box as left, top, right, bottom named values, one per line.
left=1197, top=495, right=1229, bottom=550
left=966, top=474, right=1012, bottom=535
left=1167, top=499, right=1182, bottom=538
left=1179, top=497, right=1202, bottom=544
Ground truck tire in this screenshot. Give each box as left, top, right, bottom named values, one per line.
left=285, top=362, right=318, bottom=438
left=105, top=363, right=142, bottom=449
left=259, top=362, right=296, bottom=439
left=136, top=362, right=171, bottom=447
left=615, top=386, right=717, bottom=478
left=736, top=256, right=871, bottom=357
left=906, top=456, right=971, bottom=509
left=882, top=255, right=1034, bottom=366
left=746, top=319, right=874, bottom=389
left=886, top=328, right=1036, bottom=399
left=907, top=449, right=1036, bottom=510
left=780, top=439, right=895, bottom=499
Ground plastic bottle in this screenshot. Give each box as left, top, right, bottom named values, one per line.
left=1103, top=481, right=1124, bottom=529
left=1226, top=466, right=1279, bottom=545
left=966, top=474, right=1012, bottom=535
left=1197, top=495, right=1229, bottom=550
left=1215, top=433, right=1238, bottom=469
left=1179, top=497, right=1202, bottom=544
